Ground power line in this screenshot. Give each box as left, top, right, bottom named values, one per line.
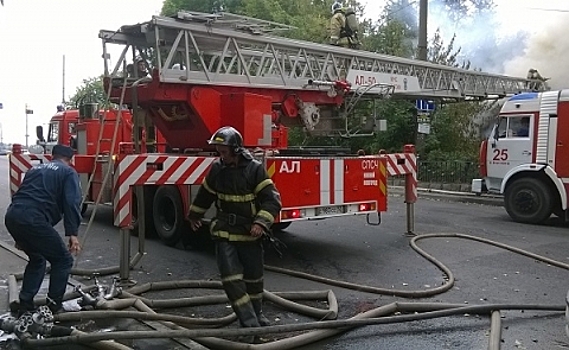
left=525, top=7, right=569, bottom=13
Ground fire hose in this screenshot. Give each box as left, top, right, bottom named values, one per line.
left=2, top=232, right=567, bottom=350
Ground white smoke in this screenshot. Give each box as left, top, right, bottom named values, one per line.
left=426, top=1, right=526, bottom=74
left=503, top=13, right=569, bottom=89
left=362, top=1, right=568, bottom=87
left=415, top=2, right=569, bottom=87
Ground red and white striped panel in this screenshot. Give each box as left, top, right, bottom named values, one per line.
left=319, top=159, right=345, bottom=205
left=383, top=153, right=417, bottom=203
left=113, top=154, right=216, bottom=228
left=384, top=153, right=417, bottom=176
left=9, top=153, right=52, bottom=196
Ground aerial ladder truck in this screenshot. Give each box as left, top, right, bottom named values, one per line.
left=9, top=11, right=546, bottom=247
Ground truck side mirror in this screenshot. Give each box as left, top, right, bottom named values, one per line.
left=36, top=125, right=45, bottom=142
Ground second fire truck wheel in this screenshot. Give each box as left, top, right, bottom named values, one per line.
left=504, top=177, right=553, bottom=224
left=153, top=186, right=185, bottom=246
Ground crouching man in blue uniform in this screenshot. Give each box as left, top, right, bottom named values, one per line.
left=5, top=144, right=82, bottom=316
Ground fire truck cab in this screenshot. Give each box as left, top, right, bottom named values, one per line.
left=472, top=90, right=569, bottom=224
left=35, top=106, right=79, bottom=154
left=36, top=104, right=166, bottom=155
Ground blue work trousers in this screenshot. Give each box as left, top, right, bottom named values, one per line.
left=4, top=204, right=74, bottom=310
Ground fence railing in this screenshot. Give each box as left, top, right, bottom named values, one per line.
left=417, top=160, right=479, bottom=185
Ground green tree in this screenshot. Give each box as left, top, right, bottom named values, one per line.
left=67, top=76, right=110, bottom=109
left=428, top=29, right=469, bottom=69
left=421, top=28, right=479, bottom=160
left=161, top=0, right=242, bottom=16
left=161, top=0, right=367, bottom=44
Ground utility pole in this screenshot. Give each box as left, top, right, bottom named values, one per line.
left=416, top=0, right=429, bottom=154
left=62, top=55, right=66, bottom=105
left=25, top=104, right=32, bottom=149
left=418, top=0, right=428, bottom=61
left=25, top=104, right=29, bottom=148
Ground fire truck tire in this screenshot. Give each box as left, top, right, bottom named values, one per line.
left=153, top=186, right=185, bottom=247
left=273, top=222, right=291, bottom=231
left=504, top=178, right=553, bottom=224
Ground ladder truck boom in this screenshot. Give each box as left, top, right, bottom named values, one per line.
left=100, top=11, right=542, bottom=101
left=99, top=11, right=545, bottom=141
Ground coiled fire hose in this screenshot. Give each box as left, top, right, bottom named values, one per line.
left=2, top=233, right=566, bottom=350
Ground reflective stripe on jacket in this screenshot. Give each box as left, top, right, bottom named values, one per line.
left=188, top=154, right=282, bottom=241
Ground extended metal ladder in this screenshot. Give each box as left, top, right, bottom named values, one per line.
left=78, top=74, right=129, bottom=253
left=100, top=11, right=546, bottom=100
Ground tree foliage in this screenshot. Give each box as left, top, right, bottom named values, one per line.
left=67, top=76, right=110, bottom=109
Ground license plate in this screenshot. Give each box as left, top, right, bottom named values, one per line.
left=316, top=206, right=344, bottom=215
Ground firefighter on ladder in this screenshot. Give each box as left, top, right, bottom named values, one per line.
left=188, top=126, right=282, bottom=342
left=328, top=1, right=360, bottom=80
left=526, top=68, right=549, bottom=91
left=329, top=1, right=361, bottom=49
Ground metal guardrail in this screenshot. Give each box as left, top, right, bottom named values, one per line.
left=416, top=160, right=479, bottom=184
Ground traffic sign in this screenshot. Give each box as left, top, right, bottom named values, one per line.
left=416, top=99, right=435, bottom=112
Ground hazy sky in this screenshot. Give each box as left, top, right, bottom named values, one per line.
left=0, top=0, right=567, bottom=145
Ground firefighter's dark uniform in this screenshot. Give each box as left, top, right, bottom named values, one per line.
left=5, top=144, right=81, bottom=314
left=188, top=150, right=282, bottom=328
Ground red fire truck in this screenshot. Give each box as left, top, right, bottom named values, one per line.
left=472, top=90, right=569, bottom=224
left=10, top=12, right=540, bottom=246
left=35, top=105, right=166, bottom=156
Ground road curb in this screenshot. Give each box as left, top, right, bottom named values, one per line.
left=389, top=186, right=503, bottom=207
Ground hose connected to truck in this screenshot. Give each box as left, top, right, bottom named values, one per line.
left=2, top=232, right=566, bottom=350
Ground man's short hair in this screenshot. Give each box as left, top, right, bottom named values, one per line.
left=52, top=144, right=74, bottom=159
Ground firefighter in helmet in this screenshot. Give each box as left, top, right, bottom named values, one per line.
left=329, top=1, right=360, bottom=49
left=188, top=126, right=282, bottom=340
left=127, top=56, right=149, bottom=78
left=526, top=68, right=549, bottom=91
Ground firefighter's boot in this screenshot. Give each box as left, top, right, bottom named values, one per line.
left=233, top=302, right=260, bottom=328
left=252, top=299, right=271, bottom=327
left=233, top=304, right=260, bottom=344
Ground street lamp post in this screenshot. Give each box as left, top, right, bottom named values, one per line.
left=25, top=104, right=33, bottom=149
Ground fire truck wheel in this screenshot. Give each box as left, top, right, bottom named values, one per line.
left=504, top=178, right=553, bottom=224
left=153, top=186, right=185, bottom=246
left=273, top=222, right=291, bottom=231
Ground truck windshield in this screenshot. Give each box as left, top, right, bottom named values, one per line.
left=497, top=116, right=530, bottom=138
left=47, top=121, right=59, bottom=142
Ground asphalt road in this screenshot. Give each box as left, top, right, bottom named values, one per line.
left=1, top=155, right=569, bottom=350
